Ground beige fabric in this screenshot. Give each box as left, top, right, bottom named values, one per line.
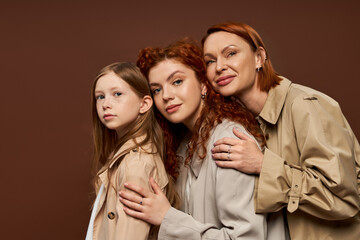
left=158, top=120, right=286, bottom=240
left=91, top=138, right=168, bottom=240
left=255, top=77, right=360, bottom=240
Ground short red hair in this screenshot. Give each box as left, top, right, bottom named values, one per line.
left=202, top=22, right=282, bottom=92
left=137, top=39, right=264, bottom=179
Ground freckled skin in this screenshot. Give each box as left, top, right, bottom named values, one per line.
left=95, top=72, right=143, bottom=136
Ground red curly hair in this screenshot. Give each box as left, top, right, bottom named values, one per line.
left=137, top=38, right=264, bottom=180
left=202, top=22, right=282, bottom=92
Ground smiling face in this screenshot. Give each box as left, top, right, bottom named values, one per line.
left=203, top=31, right=262, bottom=100
left=94, top=71, right=144, bottom=136
left=148, top=59, right=206, bottom=130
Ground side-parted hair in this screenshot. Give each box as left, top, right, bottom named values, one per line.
left=202, top=22, right=282, bottom=92
left=91, top=62, right=179, bottom=210
left=137, top=39, right=264, bottom=178
left=91, top=62, right=162, bottom=174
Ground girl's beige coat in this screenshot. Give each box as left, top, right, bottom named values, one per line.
left=91, top=138, right=168, bottom=240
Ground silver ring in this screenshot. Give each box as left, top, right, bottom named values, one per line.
left=227, top=145, right=231, bottom=154
left=227, top=152, right=230, bottom=161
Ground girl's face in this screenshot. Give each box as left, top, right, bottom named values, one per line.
left=203, top=31, right=260, bottom=99
left=95, top=71, right=144, bottom=136
left=148, top=59, right=206, bottom=130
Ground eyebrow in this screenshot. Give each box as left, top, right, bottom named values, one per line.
left=203, top=44, right=237, bottom=58
left=94, top=87, right=121, bottom=93
left=149, top=70, right=185, bottom=86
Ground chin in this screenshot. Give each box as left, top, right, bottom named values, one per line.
left=218, top=89, right=236, bottom=97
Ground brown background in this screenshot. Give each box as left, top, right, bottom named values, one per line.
left=1, top=0, right=359, bottom=239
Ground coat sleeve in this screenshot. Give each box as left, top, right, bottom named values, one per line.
left=256, top=93, right=360, bottom=220
left=158, top=123, right=267, bottom=240
left=114, top=151, right=166, bottom=240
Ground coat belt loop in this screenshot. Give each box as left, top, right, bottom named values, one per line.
left=287, top=167, right=302, bottom=213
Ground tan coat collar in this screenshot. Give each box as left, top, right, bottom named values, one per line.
left=98, top=136, right=148, bottom=186
left=258, top=77, right=291, bottom=125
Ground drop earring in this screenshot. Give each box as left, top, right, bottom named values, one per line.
left=201, top=92, right=207, bottom=99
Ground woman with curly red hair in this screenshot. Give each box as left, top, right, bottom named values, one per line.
left=118, top=39, right=285, bottom=239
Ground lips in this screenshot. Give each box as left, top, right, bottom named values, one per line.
left=103, top=114, right=115, bottom=120
left=215, top=75, right=234, bottom=86
left=166, top=104, right=182, bottom=113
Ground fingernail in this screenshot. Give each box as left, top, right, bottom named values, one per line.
left=119, top=191, right=123, bottom=196
left=124, top=182, right=128, bottom=186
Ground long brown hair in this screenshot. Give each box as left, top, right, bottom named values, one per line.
left=91, top=62, right=179, bottom=209
left=202, top=22, right=282, bottom=92
left=137, top=39, right=264, bottom=175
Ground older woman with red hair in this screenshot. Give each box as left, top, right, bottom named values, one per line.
left=203, top=22, right=360, bottom=240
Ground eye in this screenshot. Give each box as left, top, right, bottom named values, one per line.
left=173, top=79, right=183, bottom=85
left=95, top=95, right=104, bottom=100
left=226, top=51, right=236, bottom=57
left=114, top=92, right=122, bottom=97
left=152, top=88, right=161, bottom=95
left=205, top=59, right=215, bottom=66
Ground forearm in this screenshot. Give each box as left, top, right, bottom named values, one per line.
left=158, top=207, right=218, bottom=240
left=256, top=148, right=360, bottom=220
left=159, top=171, right=266, bottom=239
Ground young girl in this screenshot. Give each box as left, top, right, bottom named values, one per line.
left=85, top=62, right=178, bottom=240
left=119, top=40, right=286, bottom=239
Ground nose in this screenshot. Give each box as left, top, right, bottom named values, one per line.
left=162, top=86, right=174, bottom=101
left=102, top=97, right=112, bottom=110
left=215, top=58, right=227, bottom=73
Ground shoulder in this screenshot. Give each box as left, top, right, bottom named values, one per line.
left=279, top=83, right=343, bottom=124
left=286, top=83, right=339, bottom=109
left=211, top=119, right=255, bottom=142
left=121, top=146, right=158, bottom=169
left=122, top=144, right=168, bottom=189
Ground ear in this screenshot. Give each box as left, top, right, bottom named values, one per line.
left=255, top=47, right=267, bottom=69
left=200, top=83, right=208, bottom=96
left=139, top=95, right=153, bottom=114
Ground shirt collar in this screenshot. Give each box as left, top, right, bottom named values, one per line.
left=190, top=154, right=202, bottom=178
left=258, top=77, right=291, bottom=125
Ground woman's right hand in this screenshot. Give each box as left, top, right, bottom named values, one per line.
left=119, top=177, right=171, bottom=226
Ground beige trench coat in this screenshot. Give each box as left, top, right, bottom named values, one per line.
left=255, top=77, right=360, bottom=239
left=90, top=138, right=168, bottom=240
left=158, top=120, right=286, bottom=240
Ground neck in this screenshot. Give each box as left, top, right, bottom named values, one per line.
left=182, top=100, right=205, bottom=132
left=237, top=87, right=268, bottom=116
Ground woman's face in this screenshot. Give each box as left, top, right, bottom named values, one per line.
left=148, top=59, right=205, bottom=130
left=203, top=31, right=260, bottom=99
left=94, top=71, right=143, bottom=136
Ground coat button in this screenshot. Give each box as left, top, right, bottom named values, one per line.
left=108, top=212, right=115, bottom=220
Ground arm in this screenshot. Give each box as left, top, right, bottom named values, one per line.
left=213, top=93, right=360, bottom=219
left=120, top=123, right=267, bottom=239
left=121, top=169, right=266, bottom=240
left=159, top=160, right=266, bottom=239
left=256, top=95, right=360, bottom=219
left=114, top=152, right=165, bottom=240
